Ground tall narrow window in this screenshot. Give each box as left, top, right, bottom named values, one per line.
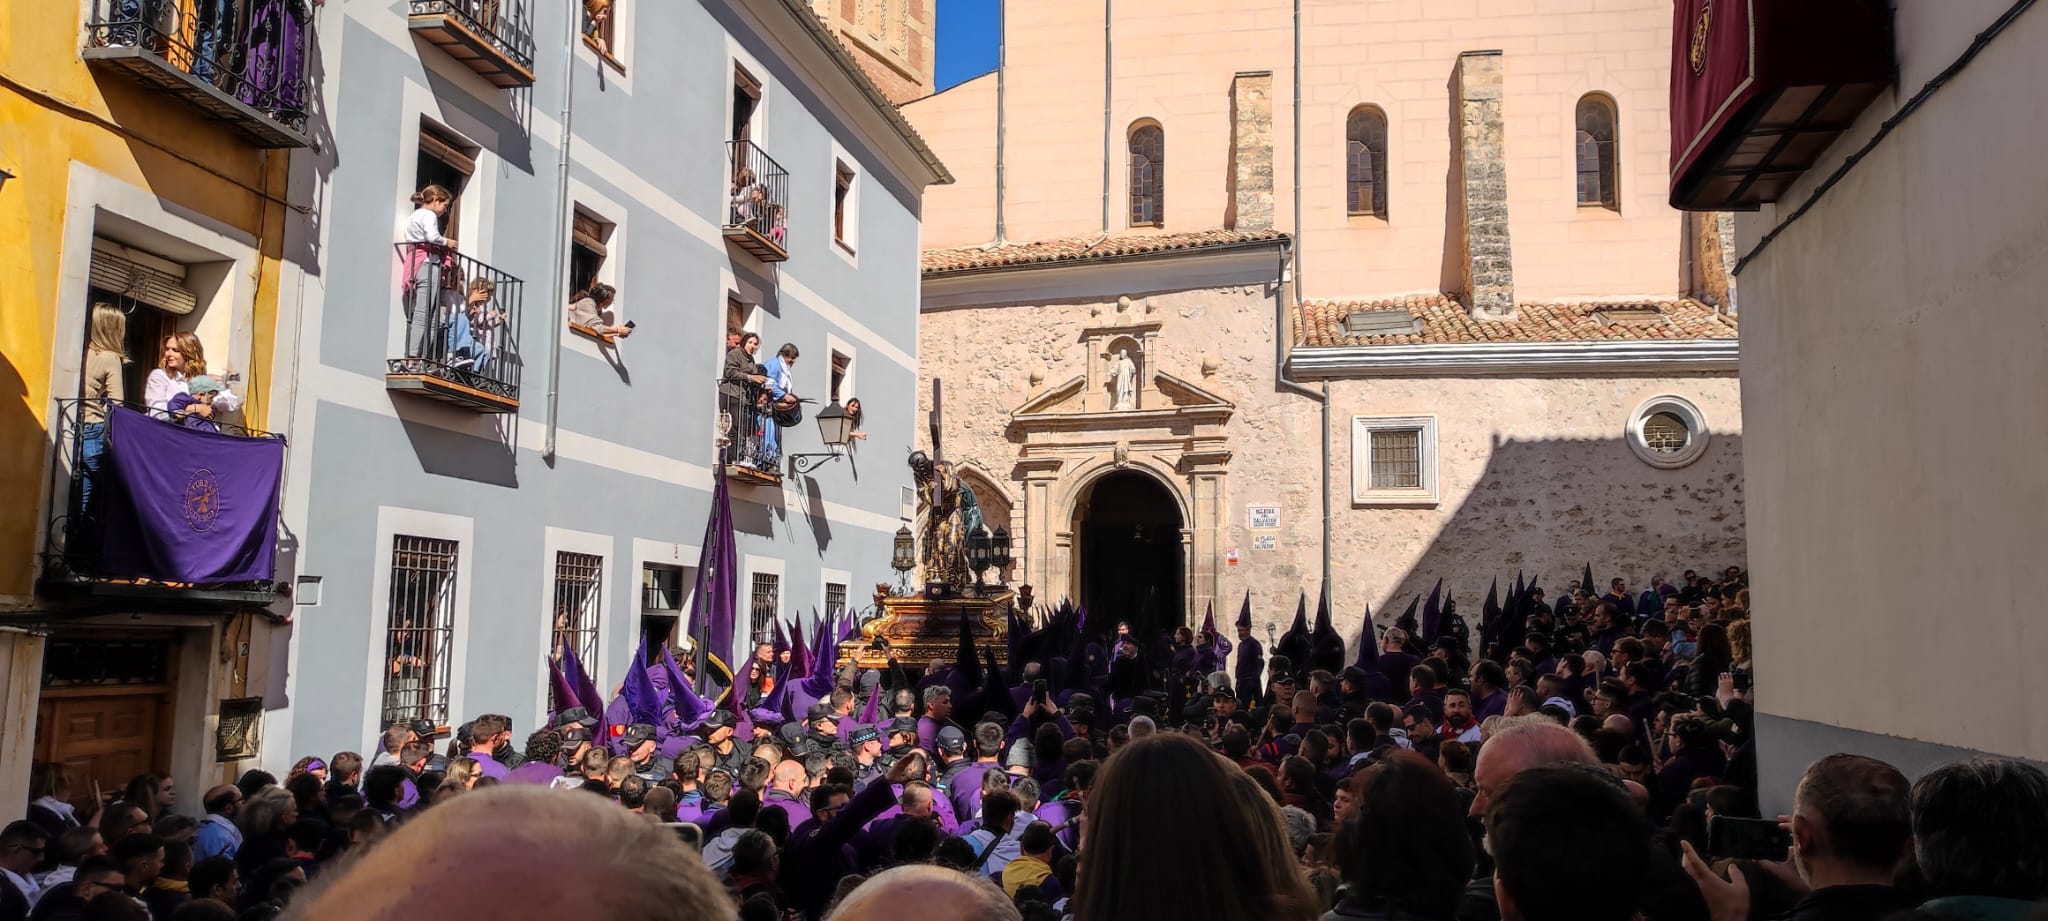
left=749, top=572, right=780, bottom=644
left=416, top=123, right=477, bottom=239
left=829, top=351, right=850, bottom=403
left=1576, top=95, right=1619, bottom=210
left=834, top=162, right=855, bottom=246
left=552, top=551, right=604, bottom=668
left=569, top=208, right=611, bottom=299
left=1129, top=122, right=1164, bottom=226
left=383, top=536, right=459, bottom=730
left=825, top=582, right=849, bottom=621
left=1346, top=107, right=1389, bottom=219
left=732, top=66, right=762, bottom=144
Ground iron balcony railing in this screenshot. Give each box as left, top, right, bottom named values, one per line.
left=717, top=385, right=781, bottom=480
left=724, top=139, right=790, bottom=261
left=390, top=242, right=525, bottom=408
left=82, top=0, right=313, bottom=145
left=43, top=397, right=287, bottom=596
left=407, top=0, right=536, bottom=88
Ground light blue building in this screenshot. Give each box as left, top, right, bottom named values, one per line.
left=269, top=0, right=949, bottom=761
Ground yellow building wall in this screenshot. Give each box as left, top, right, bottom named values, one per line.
left=0, top=2, right=291, bottom=606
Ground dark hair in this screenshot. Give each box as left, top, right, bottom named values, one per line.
left=1408, top=665, right=1437, bottom=690
left=1334, top=752, right=1473, bottom=918
left=111, top=833, right=165, bottom=872
left=808, top=783, right=853, bottom=813
left=1487, top=765, right=1651, bottom=921
left=1442, top=687, right=1471, bottom=702
left=975, top=722, right=1006, bottom=757
left=892, top=818, right=943, bottom=864
left=236, top=771, right=276, bottom=798
left=1074, top=733, right=1318, bottom=921
left=731, top=829, right=776, bottom=876
left=933, top=837, right=979, bottom=872
left=362, top=766, right=409, bottom=808
left=1438, top=739, right=1473, bottom=774
left=160, top=839, right=193, bottom=878
left=1472, top=660, right=1506, bottom=691
left=981, top=790, right=1021, bottom=834
left=1220, top=725, right=1250, bottom=758
left=1909, top=758, right=2048, bottom=901
left=188, top=856, right=236, bottom=901
left=776, top=342, right=800, bottom=360
left=1019, top=821, right=1057, bottom=855
left=738, top=331, right=761, bottom=350
left=755, top=806, right=790, bottom=847
left=1793, top=755, right=1909, bottom=872
left=83, top=891, right=149, bottom=921
left=524, top=728, right=563, bottom=767
left=283, top=820, right=324, bottom=855
left=1694, top=622, right=1733, bottom=663
left=1363, top=702, right=1397, bottom=733
left=169, top=898, right=236, bottom=921
left=1065, top=760, right=1098, bottom=794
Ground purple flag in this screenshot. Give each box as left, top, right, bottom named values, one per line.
left=690, top=463, right=740, bottom=682
left=619, top=639, right=663, bottom=726
left=98, top=406, right=283, bottom=583
left=790, top=614, right=814, bottom=681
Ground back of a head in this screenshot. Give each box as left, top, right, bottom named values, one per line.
left=1795, top=754, right=1910, bottom=873
left=1339, top=751, right=1473, bottom=918
left=828, top=865, right=1019, bottom=921
left=1073, top=733, right=1317, bottom=921
left=1909, top=758, right=2048, bottom=902
left=281, top=785, right=728, bottom=921
left=170, top=898, right=237, bottom=921
left=1487, top=765, right=1651, bottom=921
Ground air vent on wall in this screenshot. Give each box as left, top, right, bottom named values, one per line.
left=1593, top=308, right=1667, bottom=327
left=1341, top=308, right=1425, bottom=337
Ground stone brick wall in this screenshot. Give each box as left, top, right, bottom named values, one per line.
left=1230, top=72, right=1276, bottom=232
left=1456, top=51, right=1516, bottom=320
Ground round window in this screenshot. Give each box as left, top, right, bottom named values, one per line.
left=1627, top=397, right=1709, bottom=468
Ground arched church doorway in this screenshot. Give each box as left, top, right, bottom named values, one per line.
left=1073, top=470, right=1184, bottom=641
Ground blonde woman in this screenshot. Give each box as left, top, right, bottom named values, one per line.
left=144, top=331, right=240, bottom=418
left=445, top=757, right=481, bottom=792
left=1727, top=618, right=1752, bottom=673
left=584, top=0, right=612, bottom=55
left=78, top=304, right=128, bottom=520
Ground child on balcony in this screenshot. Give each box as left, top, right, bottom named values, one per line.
left=730, top=167, right=759, bottom=226
left=769, top=204, right=787, bottom=245
left=168, top=377, right=224, bottom=433
left=402, top=184, right=456, bottom=364
left=447, top=278, right=505, bottom=373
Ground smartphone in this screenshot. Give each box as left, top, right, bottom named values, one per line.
left=1730, top=672, right=1753, bottom=692
left=1707, top=815, right=1790, bottom=861
left=663, top=822, right=703, bottom=850
left=624, top=320, right=637, bottom=329
left=1032, top=679, right=1049, bottom=704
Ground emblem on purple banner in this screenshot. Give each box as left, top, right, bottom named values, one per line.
left=184, top=468, right=221, bottom=531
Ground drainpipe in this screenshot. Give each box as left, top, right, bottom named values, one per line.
left=1100, top=0, right=1112, bottom=236
left=543, top=0, right=578, bottom=462
left=1284, top=0, right=1332, bottom=589
left=990, top=0, right=1008, bottom=246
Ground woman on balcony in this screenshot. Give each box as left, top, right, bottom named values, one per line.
left=145, top=331, right=241, bottom=419
left=78, top=304, right=128, bottom=524
left=719, top=332, right=769, bottom=465
left=402, top=184, right=456, bottom=365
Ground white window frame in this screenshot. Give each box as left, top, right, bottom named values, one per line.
left=740, top=554, right=786, bottom=667
left=542, top=526, right=616, bottom=690
left=360, top=507, right=476, bottom=748
left=629, top=538, right=698, bottom=672
left=1626, top=395, right=1711, bottom=469
left=1351, top=415, right=1439, bottom=508
left=820, top=567, right=853, bottom=630
left=830, top=141, right=860, bottom=265
left=563, top=180, right=630, bottom=360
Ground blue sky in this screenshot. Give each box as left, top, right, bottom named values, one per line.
left=935, top=0, right=999, bottom=92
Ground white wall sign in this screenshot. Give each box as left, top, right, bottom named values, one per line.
left=1247, top=505, right=1280, bottom=529
left=1253, top=534, right=1277, bottom=551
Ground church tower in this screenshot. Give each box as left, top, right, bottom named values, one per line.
left=809, top=0, right=935, bottom=104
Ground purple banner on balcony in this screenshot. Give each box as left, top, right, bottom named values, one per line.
left=99, top=406, right=284, bottom=583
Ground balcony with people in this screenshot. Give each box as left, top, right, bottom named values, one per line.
left=386, top=239, right=525, bottom=413
left=718, top=332, right=864, bottom=487
left=42, top=395, right=288, bottom=608
left=723, top=140, right=790, bottom=263
left=80, top=0, right=314, bottom=148
left=408, top=0, right=536, bottom=88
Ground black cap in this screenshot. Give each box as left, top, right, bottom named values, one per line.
left=552, top=707, right=598, bottom=730
left=849, top=726, right=880, bottom=746
left=806, top=702, right=836, bottom=723
left=701, top=710, right=735, bottom=730
left=409, top=719, right=438, bottom=738
left=886, top=717, right=918, bottom=737
left=936, top=726, right=967, bottom=753
left=622, top=723, right=658, bottom=746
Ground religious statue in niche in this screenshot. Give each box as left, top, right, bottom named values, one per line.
left=1110, top=348, right=1138, bottom=410
left=908, top=450, right=981, bottom=590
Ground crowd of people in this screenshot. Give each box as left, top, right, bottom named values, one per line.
left=9, top=562, right=2048, bottom=921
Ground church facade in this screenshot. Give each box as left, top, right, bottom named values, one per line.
left=902, top=0, right=1746, bottom=640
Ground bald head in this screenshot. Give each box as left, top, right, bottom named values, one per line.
left=828, top=865, right=1019, bottom=921
left=1602, top=714, right=1633, bottom=735
left=284, top=786, right=726, bottom=921
left=1471, top=715, right=1596, bottom=817
left=1128, top=717, right=1157, bottom=739
left=772, top=759, right=807, bottom=794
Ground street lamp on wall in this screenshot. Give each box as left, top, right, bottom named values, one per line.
left=891, top=524, right=916, bottom=594
left=786, top=401, right=855, bottom=478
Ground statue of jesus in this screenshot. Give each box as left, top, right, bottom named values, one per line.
left=908, top=450, right=980, bottom=590
left=1110, top=348, right=1137, bottom=410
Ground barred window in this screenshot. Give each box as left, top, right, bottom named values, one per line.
left=1129, top=122, right=1164, bottom=226
left=1346, top=106, right=1388, bottom=218
left=553, top=552, right=604, bottom=667
left=750, top=572, right=780, bottom=644
left=642, top=564, right=683, bottom=612
left=825, top=582, right=848, bottom=621
left=1641, top=412, right=1690, bottom=454
left=1369, top=429, right=1422, bottom=489
left=1576, top=94, right=1618, bottom=209
left=383, top=535, right=459, bottom=731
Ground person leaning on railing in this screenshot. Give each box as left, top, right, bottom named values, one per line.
left=145, top=331, right=241, bottom=419
left=567, top=284, right=631, bottom=340
left=720, top=332, right=770, bottom=457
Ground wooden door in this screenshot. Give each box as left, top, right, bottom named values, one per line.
left=35, top=687, right=169, bottom=807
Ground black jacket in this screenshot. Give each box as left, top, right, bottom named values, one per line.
left=1775, top=884, right=1917, bottom=921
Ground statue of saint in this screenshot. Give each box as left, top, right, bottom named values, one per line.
left=908, top=451, right=981, bottom=590
left=1110, top=348, right=1137, bottom=410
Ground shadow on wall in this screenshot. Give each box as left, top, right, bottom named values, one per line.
left=399, top=414, right=517, bottom=488
left=1, top=353, right=45, bottom=595
left=1359, top=433, right=1747, bottom=632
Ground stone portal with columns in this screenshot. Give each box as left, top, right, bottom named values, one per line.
left=1005, top=313, right=1235, bottom=627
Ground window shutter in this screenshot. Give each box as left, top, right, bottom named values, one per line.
left=89, top=240, right=198, bottom=315
left=572, top=212, right=607, bottom=256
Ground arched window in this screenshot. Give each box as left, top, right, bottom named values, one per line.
left=1576, top=94, right=1618, bottom=210
left=1346, top=106, right=1388, bottom=218
left=1129, top=122, right=1164, bottom=226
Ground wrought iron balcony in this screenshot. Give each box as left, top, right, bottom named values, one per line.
left=41, top=398, right=289, bottom=609
left=723, top=140, right=790, bottom=263
left=387, top=243, right=525, bottom=413
left=408, top=0, right=536, bottom=89
left=80, top=0, right=313, bottom=148
left=718, top=388, right=783, bottom=487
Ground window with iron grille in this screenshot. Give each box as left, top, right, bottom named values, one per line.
left=553, top=552, right=604, bottom=667
left=1129, top=123, right=1164, bottom=226
left=642, top=564, right=683, bottom=612
left=1576, top=94, right=1618, bottom=210
left=383, top=535, right=459, bottom=731
left=1370, top=430, right=1422, bottom=489
left=750, top=572, right=780, bottom=644
left=1347, top=106, right=1388, bottom=218
left=1641, top=412, right=1690, bottom=454
left=825, top=582, right=848, bottom=621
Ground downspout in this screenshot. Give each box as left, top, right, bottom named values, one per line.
left=1100, top=0, right=1112, bottom=236
left=1280, top=0, right=1332, bottom=587
left=543, top=0, right=578, bottom=462
left=990, top=0, right=1008, bottom=246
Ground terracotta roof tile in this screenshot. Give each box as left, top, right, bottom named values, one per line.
left=922, top=229, right=1287, bottom=275
left=1294, top=293, right=1739, bottom=346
